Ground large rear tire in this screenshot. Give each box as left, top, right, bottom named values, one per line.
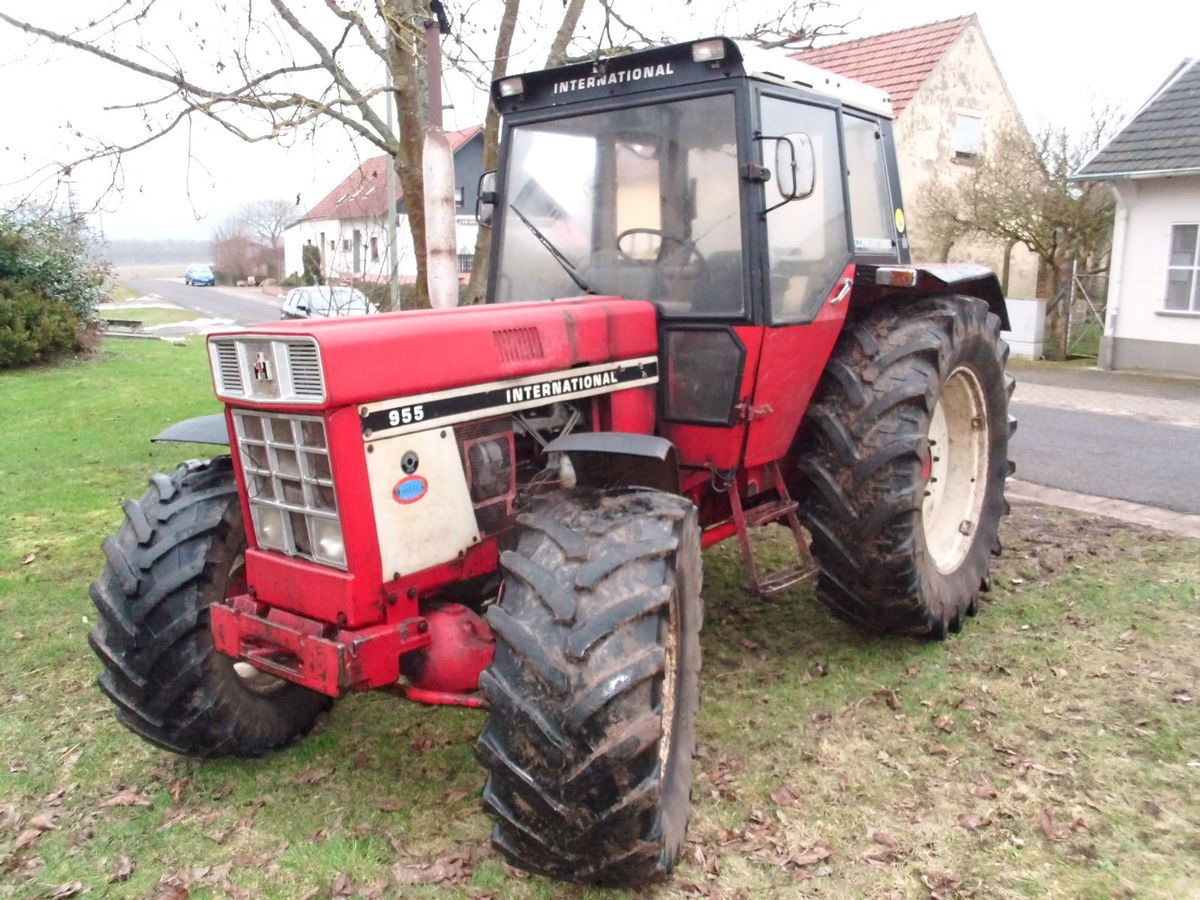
left=794, top=295, right=1014, bottom=637
left=89, top=457, right=330, bottom=756
left=477, top=489, right=702, bottom=886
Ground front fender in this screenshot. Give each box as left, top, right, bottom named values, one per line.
left=152, top=414, right=230, bottom=445
left=544, top=432, right=680, bottom=494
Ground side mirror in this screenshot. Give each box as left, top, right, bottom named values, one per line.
left=775, top=133, right=815, bottom=200
left=296, top=301, right=309, bottom=314
left=476, top=171, right=498, bottom=228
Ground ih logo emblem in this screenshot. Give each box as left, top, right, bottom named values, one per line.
left=252, top=351, right=272, bottom=382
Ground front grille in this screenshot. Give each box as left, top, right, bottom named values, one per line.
left=209, top=336, right=326, bottom=404
left=455, top=417, right=516, bottom=535
left=233, top=411, right=345, bottom=569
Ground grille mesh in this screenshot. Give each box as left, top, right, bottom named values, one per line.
left=455, top=417, right=515, bottom=536
left=287, top=342, right=323, bottom=398
left=493, top=327, right=544, bottom=364
left=215, top=341, right=243, bottom=394
left=234, top=411, right=344, bottom=569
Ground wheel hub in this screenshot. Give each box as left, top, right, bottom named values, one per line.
left=922, top=366, right=990, bottom=574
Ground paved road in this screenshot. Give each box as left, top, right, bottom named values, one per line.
left=1010, top=402, right=1200, bottom=515
left=127, top=277, right=282, bottom=327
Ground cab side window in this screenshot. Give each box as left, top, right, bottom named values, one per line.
left=843, top=114, right=897, bottom=257
left=759, top=96, right=849, bottom=323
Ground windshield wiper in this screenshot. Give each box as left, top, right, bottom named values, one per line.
left=509, top=204, right=595, bottom=295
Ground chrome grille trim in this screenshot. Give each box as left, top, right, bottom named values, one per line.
left=287, top=342, right=324, bottom=398
left=207, top=335, right=326, bottom=404
left=214, top=340, right=243, bottom=394
left=233, top=411, right=345, bottom=569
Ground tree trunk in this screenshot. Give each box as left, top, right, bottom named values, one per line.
left=386, top=0, right=431, bottom=309
left=546, top=0, right=585, bottom=67
left=464, top=0, right=520, bottom=306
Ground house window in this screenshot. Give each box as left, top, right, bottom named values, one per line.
left=1165, top=224, right=1200, bottom=312
left=455, top=187, right=465, bottom=209
left=343, top=239, right=350, bottom=251
left=954, top=113, right=983, bottom=160
left=370, top=236, right=379, bottom=262
left=457, top=253, right=474, bottom=274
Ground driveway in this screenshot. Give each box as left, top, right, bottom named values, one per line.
left=125, top=277, right=283, bottom=330
left=1008, top=364, right=1200, bottom=515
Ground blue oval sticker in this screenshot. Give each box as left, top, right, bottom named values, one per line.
left=393, top=476, right=428, bottom=504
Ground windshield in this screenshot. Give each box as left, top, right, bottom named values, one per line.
left=493, top=93, right=745, bottom=316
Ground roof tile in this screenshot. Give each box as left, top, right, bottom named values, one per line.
left=1077, top=58, right=1200, bottom=176
left=794, top=16, right=974, bottom=114
left=300, top=126, right=482, bottom=222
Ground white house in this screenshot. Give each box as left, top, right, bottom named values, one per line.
left=1074, top=58, right=1200, bottom=377
left=283, top=126, right=484, bottom=285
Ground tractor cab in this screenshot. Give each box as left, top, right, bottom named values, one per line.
left=482, top=37, right=908, bottom=464
left=485, top=39, right=907, bottom=318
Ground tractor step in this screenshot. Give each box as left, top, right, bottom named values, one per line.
left=741, top=498, right=799, bottom=529
left=727, top=461, right=816, bottom=597
left=753, top=563, right=816, bottom=595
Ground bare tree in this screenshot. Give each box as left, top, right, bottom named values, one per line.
left=1, top=1, right=438, bottom=306
left=922, top=110, right=1118, bottom=357
left=239, top=199, right=295, bottom=251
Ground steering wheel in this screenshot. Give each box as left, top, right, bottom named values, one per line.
left=616, top=228, right=706, bottom=268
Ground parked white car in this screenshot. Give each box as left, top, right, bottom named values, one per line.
left=280, top=286, right=378, bottom=320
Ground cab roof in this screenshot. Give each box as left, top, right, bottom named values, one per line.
left=493, top=37, right=893, bottom=120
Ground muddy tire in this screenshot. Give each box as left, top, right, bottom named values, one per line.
left=477, top=489, right=702, bottom=886
left=89, top=457, right=330, bottom=756
left=794, top=295, right=1014, bottom=637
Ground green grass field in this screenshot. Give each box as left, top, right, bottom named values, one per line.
left=1, top=341, right=1197, bottom=898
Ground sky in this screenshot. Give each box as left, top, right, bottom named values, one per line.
left=1, top=0, right=1197, bottom=244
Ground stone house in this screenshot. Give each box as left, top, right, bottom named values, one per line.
left=797, top=15, right=1041, bottom=299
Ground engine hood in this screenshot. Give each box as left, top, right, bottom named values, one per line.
left=207, top=297, right=659, bottom=411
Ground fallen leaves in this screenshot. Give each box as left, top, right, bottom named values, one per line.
left=769, top=783, right=801, bottom=806
left=292, top=766, right=335, bottom=786
left=49, top=881, right=83, bottom=899
left=109, top=854, right=135, bottom=883
left=391, top=854, right=470, bottom=885
left=956, top=813, right=992, bottom=831
left=101, top=788, right=153, bottom=808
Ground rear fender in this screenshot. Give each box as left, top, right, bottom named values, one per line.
left=855, top=263, right=1010, bottom=330
left=544, top=432, right=680, bottom=494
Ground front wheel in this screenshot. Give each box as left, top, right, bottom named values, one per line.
left=89, top=457, right=330, bottom=756
left=794, top=295, right=1014, bottom=637
left=477, top=489, right=702, bottom=886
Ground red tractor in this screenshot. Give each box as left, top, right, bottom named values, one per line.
left=91, top=39, right=1014, bottom=887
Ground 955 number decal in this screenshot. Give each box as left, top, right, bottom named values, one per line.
left=387, top=405, right=425, bottom=427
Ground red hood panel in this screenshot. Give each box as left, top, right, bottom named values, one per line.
left=210, top=297, right=659, bottom=409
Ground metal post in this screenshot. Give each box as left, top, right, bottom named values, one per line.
left=425, top=17, right=443, bottom=131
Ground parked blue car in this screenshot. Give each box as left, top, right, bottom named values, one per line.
left=184, top=264, right=215, bottom=286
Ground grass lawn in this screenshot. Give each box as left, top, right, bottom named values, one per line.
left=1, top=341, right=1197, bottom=898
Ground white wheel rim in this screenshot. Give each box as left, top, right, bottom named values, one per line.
left=922, top=366, right=990, bottom=574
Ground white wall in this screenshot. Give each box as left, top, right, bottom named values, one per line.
left=284, top=214, right=479, bottom=283
left=1106, top=176, right=1200, bottom=347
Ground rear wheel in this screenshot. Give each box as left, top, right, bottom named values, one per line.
left=89, top=457, right=329, bottom=756
left=477, top=489, right=702, bottom=886
left=794, top=295, right=1014, bottom=637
